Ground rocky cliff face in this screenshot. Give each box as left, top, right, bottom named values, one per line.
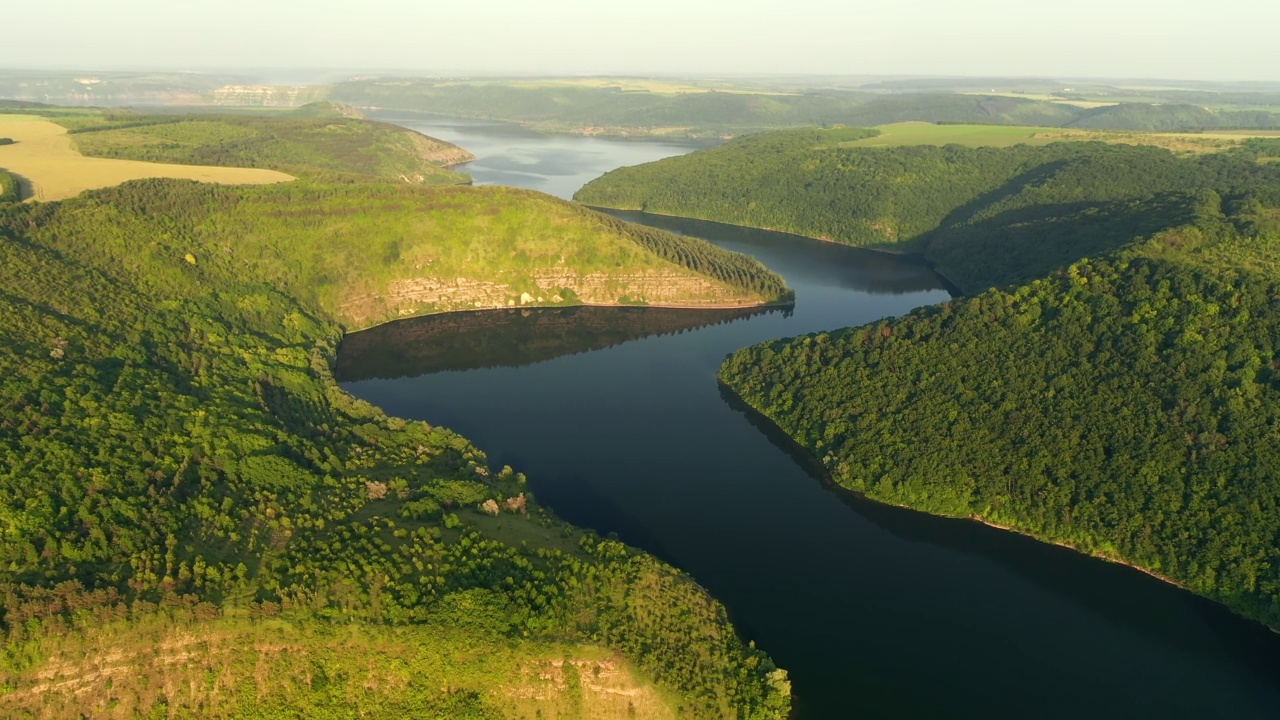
left=337, top=269, right=758, bottom=330
left=211, top=85, right=330, bottom=107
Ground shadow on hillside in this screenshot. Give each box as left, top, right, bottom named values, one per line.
left=716, top=382, right=1280, bottom=681
left=927, top=160, right=1071, bottom=231
left=916, top=192, right=1198, bottom=292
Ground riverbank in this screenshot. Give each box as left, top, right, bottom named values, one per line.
left=718, top=379, right=1280, bottom=637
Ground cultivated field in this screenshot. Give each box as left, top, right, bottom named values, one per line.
left=839, top=122, right=1065, bottom=148
left=961, top=91, right=1118, bottom=109
left=0, top=114, right=293, bottom=201
left=840, top=122, right=1280, bottom=154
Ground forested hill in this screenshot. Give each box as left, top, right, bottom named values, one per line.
left=0, top=184, right=790, bottom=717
left=60, top=111, right=476, bottom=183
left=720, top=196, right=1280, bottom=630
left=328, top=80, right=1280, bottom=138
left=3, top=178, right=789, bottom=330
left=576, top=127, right=1280, bottom=291
left=329, top=81, right=1083, bottom=137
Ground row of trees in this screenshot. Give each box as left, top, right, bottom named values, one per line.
left=0, top=169, right=16, bottom=202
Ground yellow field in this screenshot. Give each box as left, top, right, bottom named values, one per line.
left=0, top=115, right=293, bottom=202
left=838, top=122, right=1280, bottom=155
left=962, top=91, right=1119, bottom=109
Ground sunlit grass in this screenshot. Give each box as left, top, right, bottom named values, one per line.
left=837, top=121, right=1280, bottom=154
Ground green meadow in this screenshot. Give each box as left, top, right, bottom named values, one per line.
left=839, top=122, right=1064, bottom=148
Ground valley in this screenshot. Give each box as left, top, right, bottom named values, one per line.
left=6, top=64, right=1280, bottom=719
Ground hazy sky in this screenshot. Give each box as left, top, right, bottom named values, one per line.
left=8, top=0, right=1279, bottom=81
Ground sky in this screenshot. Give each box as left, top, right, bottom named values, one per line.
left=7, top=0, right=1280, bottom=82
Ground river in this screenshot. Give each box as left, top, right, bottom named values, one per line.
left=340, top=115, right=1280, bottom=719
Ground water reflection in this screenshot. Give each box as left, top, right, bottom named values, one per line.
left=337, top=304, right=787, bottom=381
left=720, top=383, right=1280, bottom=690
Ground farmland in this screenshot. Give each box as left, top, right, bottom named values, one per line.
left=0, top=114, right=292, bottom=201
left=838, top=121, right=1280, bottom=154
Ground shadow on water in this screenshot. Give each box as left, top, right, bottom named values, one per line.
left=718, top=383, right=1280, bottom=693
left=599, top=209, right=965, bottom=297
left=336, top=304, right=789, bottom=381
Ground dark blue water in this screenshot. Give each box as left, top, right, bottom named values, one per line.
left=340, top=120, right=1280, bottom=719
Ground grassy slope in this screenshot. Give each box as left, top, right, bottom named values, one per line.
left=576, top=127, right=1280, bottom=292
left=840, top=122, right=1280, bottom=154
left=720, top=200, right=1280, bottom=629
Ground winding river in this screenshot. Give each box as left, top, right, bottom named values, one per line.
left=340, top=115, right=1280, bottom=719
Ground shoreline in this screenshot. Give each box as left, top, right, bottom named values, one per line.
left=344, top=297, right=795, bottom=335
left=721, top=382, right=1280, bottom=636
left=963, top=515, right=1280, bottom=635
left=584, top=205, right=967, bottom=296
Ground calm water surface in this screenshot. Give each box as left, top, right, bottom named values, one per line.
left=342, top=120, right=1280, bottom=718
left=375, top=113, right=703, bottom=199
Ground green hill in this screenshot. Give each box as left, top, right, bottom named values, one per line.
left=0, top=111, right=791, bottom=717
left=286, top=100, right=366, bottom=120
left=576, top=127, right=1280, bottom=291
left=1068, top=103, right=1280, bottom=131
left=720, top=196, right=1280, bottom=629
left=24, top=180, right=787, bottom=330
left=62, top=111, right=475, bottom=183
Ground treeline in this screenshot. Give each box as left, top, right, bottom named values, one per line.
left=597, top=211, right=794, bottom=303
left=720, top=199, right=1280, bottom=629
left=0, top=172, right=790, bottom=715
left=0, top=169, right=16, bottom=202
left=577, top=128, right=1280, bottom=291
left=63, top=112, right=473, bottom=183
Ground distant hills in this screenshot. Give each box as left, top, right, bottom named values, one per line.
left=4, top=71, right=1280, bottom=139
